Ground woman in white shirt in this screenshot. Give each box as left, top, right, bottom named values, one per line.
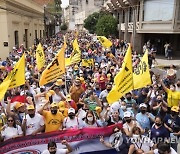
left=130, top=127, right=154, bottom=154
left=82, top=110, right=105, bottom=128
left=0, top=115, right=23, bottom=141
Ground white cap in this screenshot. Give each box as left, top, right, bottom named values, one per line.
left=68, top=108, right=75, bottom=114
left=139, top=103, right=147, bottom=108
left=124, top=111, right=131, bottom=118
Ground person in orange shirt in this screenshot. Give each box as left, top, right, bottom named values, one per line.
left=38, top=102, right=64, bottom=133
left=69, top=78, right=84, bottom=103
left=59, top=101, right=68, bottom=117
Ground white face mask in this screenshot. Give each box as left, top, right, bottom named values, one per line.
left=121, top=106, right=126, bottom=110
left=87, top=117, right=93, bottom=122
left=103, top=102, right=108, bottom=107
left=133, top=134, right=140, bottom=138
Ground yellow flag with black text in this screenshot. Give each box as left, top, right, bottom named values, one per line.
left=97, top=36, right=112, bottom=48
left=133, top=50, right=151, bottom=89
left=36, top=43, right=45, bottom=70
left=7, top=54, right=25, bottom=89
left=69, top=38, right=81, bottom=65
left=39, top=42, right=66, bottom=86
left=107, top=45, right=133, bottom=104
left=0, top=54, right=25, bottom=100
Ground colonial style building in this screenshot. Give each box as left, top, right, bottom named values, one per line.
left=0, top=0, right=44, bottom=60
left=104, top=0, right=180, bottom=56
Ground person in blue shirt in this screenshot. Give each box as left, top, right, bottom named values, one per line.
left=119, top=101, right=134, bottom=119
left=136, top=103, right=155, bottom=131
left=150, top=116, right=169, bottom=144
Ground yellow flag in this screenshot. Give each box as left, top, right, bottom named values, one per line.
left=0, top=80, right=11, bottom=101
left=36, top=43, right=45, bottom=70
left=0, top=54, right=25, bottom=100
left=133, top=50, right=151, bottom=89
left=7, top=54, right=25, bottom=89
left=81, top=59, right=94, bottom=67
left=39, top=43, right=66, bottom=86
left=107, top=45, right=133, bottom=104
left=69, top=38, right=81, bottom=65
left=97, top=36, right=112, bottom=48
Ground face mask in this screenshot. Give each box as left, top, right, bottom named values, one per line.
left=126, top=119, right=131, bottom=123
left=69, top=114, right=75, bottom=119
left=126, top=97, right=131, bottom=100
left=103, top=102, right=108, bottom=107
left=51, top=110, right=57, bottom=115
left=49, top=151, right=56, bottom=154
left=29, top=113, right=35, bottom=118
left=107, top=89, right=111, bottom=92
left=96, top=88, right=100, bottom=90
left=141, top=110, right=146, bottom=114
left=121, top=106, right=126, bottom=110
left=133, top=134, right=140, bottom=138
left=177, top=84, right=180, bottom=87
left=155, top=123, right=162, bottom=127
left=87, top=117, right=93, bottom=122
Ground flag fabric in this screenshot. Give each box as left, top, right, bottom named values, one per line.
left=107, top=45, right=133, bottom=104
left=0, top=54, right=25, bottom=100
left=69, top=38, right=81, bottom=65
left=7, top=54, right=25, bottom=89
left=39, top=42, right=66, bottom=86
left=133, top=50, right=152, bottom=89
left=97, top=36, right=112, bottom=48
left=81, top=59, right=94, bottom=67
left=36, top=43, right=45, bottom=70
left=0, top=80, right=11, bottom=101
left=0, top=123, right=122, bottom=154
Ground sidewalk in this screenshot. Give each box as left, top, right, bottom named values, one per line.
left=154, top=56, right=180, bottom=69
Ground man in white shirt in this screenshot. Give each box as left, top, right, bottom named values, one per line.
left=42, top=140, right=72, bottom=154
left=145, top=142, right=177, bottom=154
left=22, top=105, right=45, bottom=135
left=63, top=108, right=82, bottom=129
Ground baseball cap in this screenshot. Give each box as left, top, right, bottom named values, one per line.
left=50, top=102, right=58, bottom=108
left=27, top=105, right=35, bottom=110
left=59, top=101, right=65, bottom=111
left=15, top=102, right=24, bottom=110
left=55, top=79, right=63, bottom=86
left=124, top=111, right=131, bottom=118
left=68, top=108, right=75, bottom=114
left=139, top=103, right=147, bottom=108
left=171, top=106, right=179, bottom=112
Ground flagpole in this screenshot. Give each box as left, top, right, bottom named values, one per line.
left=64, top=35, right=68, bottom=95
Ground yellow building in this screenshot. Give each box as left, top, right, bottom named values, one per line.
left=0, top=0, right=44, bottom=60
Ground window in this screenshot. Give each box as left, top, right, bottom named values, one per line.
left=35, top=30, right=37, bottom=39
left=40, top=30, right=42, bottom=38
left=14, top=31, right=19, bottom=47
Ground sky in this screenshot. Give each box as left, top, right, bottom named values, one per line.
left=61, top=0, right=69, bottom=8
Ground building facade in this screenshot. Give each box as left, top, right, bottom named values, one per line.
left=0, top=0, right=44, bottom=60
left=104, top=0, right=180, bottom=56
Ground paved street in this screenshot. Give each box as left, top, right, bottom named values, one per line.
left=152, top=56, right=180, bottom=79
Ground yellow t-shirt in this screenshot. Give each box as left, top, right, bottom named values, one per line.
left=166, top=89, right=180, bottom=107
left=43, top=111, right=64, bottom=133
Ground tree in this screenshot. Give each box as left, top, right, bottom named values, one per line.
left=61, top=23, right=68, bottom=31
left=84, top=12, right=103, bottom=34
left=96, top=14, right=118, bottom=37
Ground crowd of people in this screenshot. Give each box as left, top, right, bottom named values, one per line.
left=0, top=31, right=179, bottom=154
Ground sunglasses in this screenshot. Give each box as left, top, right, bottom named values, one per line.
left=8, top=120, right=14, bottom=122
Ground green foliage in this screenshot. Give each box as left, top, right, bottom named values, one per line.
left=84, top=12, right=103, bottom=34
left=95, top=14, right=118, bottom=37
left=61, top=23, right=68, bottom=31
